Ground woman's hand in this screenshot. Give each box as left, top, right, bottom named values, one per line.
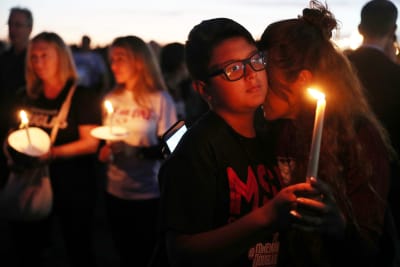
left=38, top=146, right=54, bottom=163
left=292, top=177, right=346, bottom=237
left=265, top=181, right=320, bottom=231
left=98, top=144, right=113, bottom=163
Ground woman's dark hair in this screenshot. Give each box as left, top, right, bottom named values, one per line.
left=258, top=0, right=337, bottom=83
left=259, top=0, right=395, bottom=233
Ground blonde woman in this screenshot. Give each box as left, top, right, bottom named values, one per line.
left=98, top=35, right=177, bottom=267
left=10, top=31, right=102, bottom=267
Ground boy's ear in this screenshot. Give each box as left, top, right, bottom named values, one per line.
left=358, top=24, right=364, bottom=35
left=193, top=80, right=213, bottom=107
left=192, top=80, right=209, bottom=98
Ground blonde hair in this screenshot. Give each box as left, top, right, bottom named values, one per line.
left=109, top=35, right=167, bottom=109
left=25, top=32, right=78, bottom=98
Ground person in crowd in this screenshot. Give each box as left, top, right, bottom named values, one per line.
left=8, top=31, right=102, bottom=267
left=97, top=35, right=177, bottom=267
left=0, top=6, right=33, bottom=184
left=149, top=40, right=162, bottom=60
left=257, top=1, right=398, bottom=266
left=160, top=42, right=208, bottom=126
left=72, top=35, right=110, bottom=95
left=0, top=40, right=8, bottom=55
left=346, top=0, right=400, bottom=236
left=0, top=6, right=32, bottom=95
left=347, top=0, right=400, bottom=154
left=151, top=17, right=341, bottom=267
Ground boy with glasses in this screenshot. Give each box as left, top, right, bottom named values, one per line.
left=152, top=17, right=327, bottom=267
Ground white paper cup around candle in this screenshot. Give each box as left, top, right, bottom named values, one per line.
left=90, top=125, right=129, bottom=141
left=8, top=127, right=51, bottom=157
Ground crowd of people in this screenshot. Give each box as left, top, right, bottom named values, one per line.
left=0, top=1, right=399, bottom=267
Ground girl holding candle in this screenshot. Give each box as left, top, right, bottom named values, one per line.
left=8, top=32, right=102, bottom=267
left=97, top=35, right=177, bottom=267
left=257, top=1, right=397, bottom=266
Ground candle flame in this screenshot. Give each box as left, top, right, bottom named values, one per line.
left=308, top=88, right=325, bottom=101
left=104, top=100, right=114, bottom=114
left=19, top=110, right=29, bottom=126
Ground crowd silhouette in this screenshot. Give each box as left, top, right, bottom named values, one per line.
left=0, top=1, right=399, bottom=267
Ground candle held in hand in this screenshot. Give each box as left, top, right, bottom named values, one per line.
left=19, top=110, right=32, bottom=146
left=306, top=88, right=326, bottom=182
left=104, top=100, right=114, bottom=134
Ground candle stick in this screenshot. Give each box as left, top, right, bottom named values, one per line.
left=104, top=100, right=114, bottom=134
left=19, top=110, right=32, bottom=146
left=306, top=88, right=326, bottom=182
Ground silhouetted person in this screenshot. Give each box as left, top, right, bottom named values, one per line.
left=347, top=0, right=400, bottom=240
left=0, top=41, right=7, bottom=55
left=0, top=7, right=33, bottom=184
left=72, top=35, right=110, bottom=95
left=160, top=42, right=208, bottom=126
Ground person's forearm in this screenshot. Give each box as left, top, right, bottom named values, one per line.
left=51, top=138, right=99, bottom=159
left=167, top=204, right=277, bottom=267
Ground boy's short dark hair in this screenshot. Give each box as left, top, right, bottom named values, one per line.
left=185, top=17, right=255, bottom=81
left=359, top=0, right=398, bottom=38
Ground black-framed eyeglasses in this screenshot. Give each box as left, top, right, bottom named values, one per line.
left=208, top=51, right=267, bottom=82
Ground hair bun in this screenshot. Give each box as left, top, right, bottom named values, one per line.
left=302, top=0, right=337, bottom=39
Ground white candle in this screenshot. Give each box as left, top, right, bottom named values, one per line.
left=306, top=88, right=326, bottom=182
left=19, top=110, right=32, bottom=146
left=104, top=100, right=114, bottom=134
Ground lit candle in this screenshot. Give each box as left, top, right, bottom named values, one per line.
left=306, top=88, right=326, bottom=182
left=19, top=110, right=32, bottom=146
left=104, top=100, right=114, bottom=134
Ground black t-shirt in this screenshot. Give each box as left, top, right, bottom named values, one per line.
left=157, top=111, right=282, bottom=267
left=14, top=84, right=101, bottom=146
left=347, top=47, right=400, bottom=155
left=11, top=83, right=102, bottom=201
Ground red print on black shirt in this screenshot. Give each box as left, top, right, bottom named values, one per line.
left=227, top=164, right=280, bottom=217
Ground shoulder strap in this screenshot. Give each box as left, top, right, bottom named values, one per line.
left=49, top=85, right=77, bottom=144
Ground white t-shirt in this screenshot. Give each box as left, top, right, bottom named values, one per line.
left=103, top=89, right=177, bottom=200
